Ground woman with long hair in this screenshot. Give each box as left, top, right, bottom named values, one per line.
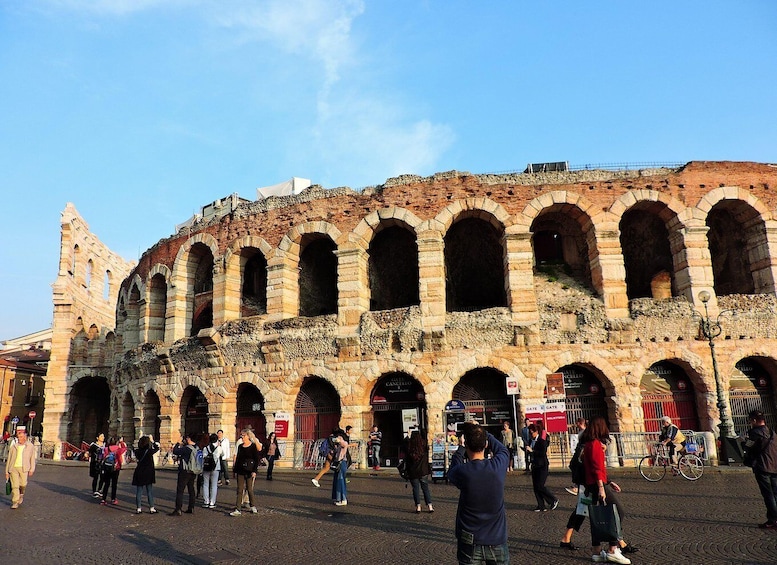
left=331, top=428, right=348, bottom=506
left=402, top=430, right=434, bottom=513
left=582, top=416, right=632, bottom=564
left=229, top=429, right=260, bottom=516
left=99, top=436, right=127, bottom=506
left=88, top=433, right=106, bottom=497
left=131, top=434, right=159, bottom=514
left=264, top=432, right=282, bottom=480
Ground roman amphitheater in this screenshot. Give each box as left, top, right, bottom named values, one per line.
left=42, top=161, right=777, bottom=467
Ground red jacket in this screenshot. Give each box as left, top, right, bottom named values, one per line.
left=583, top=439, right=608, bottom=486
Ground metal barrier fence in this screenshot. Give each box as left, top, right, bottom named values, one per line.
left=297, top=439, right=366, bottom=471
left=545, top=430, right=710, bottom=468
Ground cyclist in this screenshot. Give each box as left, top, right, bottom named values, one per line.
left=659, top=416, right=685, bottom=466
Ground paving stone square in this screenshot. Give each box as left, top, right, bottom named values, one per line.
left=1, top=463, right=775, bottom=564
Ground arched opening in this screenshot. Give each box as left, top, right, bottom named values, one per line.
left=368, top=225, right=420, bottom=311
left=188, top=243, right=214, bottom=335
left=148, top=273, right=167, bottom=342
left=370, top=372, right=427, bottom=465
left=557, top=365, right=609, bottom=431
left=120, top=392, right=136, bottom=446
left=141, top=390, right=161, bottom=440
left=125, top=284, right=141, bottom=348
left=298, top=235, right=338, bottom=317
left=241, top=249, right=268, bottom=317
left=620, top=207, right=675, bottom=300
left=706, top=201, right=771, bottom=295
left=445, top=217, right=507, bottom=312
left=67, top=376, right=110, bottom=444
left=85, top=259, right=93, bottom=291
left=452, top=368, right=514, bottom=437
left=103, top=270, right=112, bottom=301
left=236, top=383, right=267, bottom=442
left=294, top=376, right=340, bottom=444
left=71, top=244, right=80, bottom=277
left=640, top=361, right=700, bottom=432
left=531, top=208, right=594, bottom=291
left=730, top=357, right=777, bottom=433
left=181, top=386, right=209, bottom=439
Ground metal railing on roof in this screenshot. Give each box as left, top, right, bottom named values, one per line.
left=486, top=162, right=684, bottom=175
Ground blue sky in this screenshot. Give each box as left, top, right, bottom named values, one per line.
left=1, top=0, right=775, bottom=340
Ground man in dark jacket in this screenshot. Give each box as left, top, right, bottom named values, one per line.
left=742, top=410, right=777, bottom=529
left=169, top=433, right=199, bottom=516
left=447, top=422, right=510, bottom=565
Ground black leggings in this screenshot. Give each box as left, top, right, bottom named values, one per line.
left=566, top=484, right=625, bottom=533
left=101, top=470, right=120, bottom=501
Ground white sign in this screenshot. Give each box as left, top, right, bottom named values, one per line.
left=402, top=408, right=419, bottom=435
left=506, top=375, right=520, bottom=396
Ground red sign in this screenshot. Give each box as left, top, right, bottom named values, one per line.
left=28, top=411, right=37, bottom=419
left=544, top=402, right=568, bottom=433
left=274, top=419, right=288, bottom=438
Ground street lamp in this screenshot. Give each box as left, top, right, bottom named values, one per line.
left=694, top=291, right=738, bottom=463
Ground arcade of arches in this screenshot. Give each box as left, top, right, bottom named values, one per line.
left=48, top=163, right=777, bottom=467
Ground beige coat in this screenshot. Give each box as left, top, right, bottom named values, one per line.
left=5, top=440, right=37, bottom=475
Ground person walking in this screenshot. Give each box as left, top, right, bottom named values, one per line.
left=217, top=429, right=231, bottom=486
left=368, top=425, right=382, bottom=470
left=401, top=430, right=434, bottom=513
left=520, top=417, right=532, bottom=473
left=99, top=437, right=127, bottom=506
left=263, top=432, right=281, bottom=480
left=526, top=423, right=558, bottom=512
left=230, top=428, right=260, bottom=516
left=447, top=422, right=510, bottom=565
left=331, top=429, right=349, bottom=506
left=88, top=433, right=106, bottom=497
left=583, top=416, right=631, bottom=564
left=742, top=410, right=777, bottom=529
left=501, top=421, right=516, bottom=472
left=566, top=418, right=587, bottom=496
left=311, top=434, right=334, bottom=488
left=169, top=433, right=200, bottom=516
left=201, top=433, right=223, bottom=508
left=4, top=426, right=36, bottom=510
left=132, top=434, right=160, bottom=514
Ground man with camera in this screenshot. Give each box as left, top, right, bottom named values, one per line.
left=447, top=422, right=510, bottom=565
left=169, top=433, right=200, bottom=516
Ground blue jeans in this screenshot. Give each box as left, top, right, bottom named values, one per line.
left=202, top=470, right=219, bottom=505
left=331, top=460, right=347, bottom=502
left=135, top=484, right=155, bottom=509
left=371, top=445, right=381, bottom=467
left=754, top=471, right=777, bottom=522
left=410, top=476, right=432, bottom=505
left=457, top=541, right=509, bottom=565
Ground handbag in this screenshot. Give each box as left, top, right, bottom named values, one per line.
left=5, top=478, right=11, bottom=496
left=240, top=458, right=256, bottom=474
left=588, top=500, right=621, bottom=543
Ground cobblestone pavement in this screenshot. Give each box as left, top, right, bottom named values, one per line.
left=1, top=462, right=776, bottom=564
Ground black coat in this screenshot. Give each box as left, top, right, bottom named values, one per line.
left=88, top=442, right=104, bottom=478
left=402, top=439, right=430, bottom=479
left=131, top=443, right=160, bottom=486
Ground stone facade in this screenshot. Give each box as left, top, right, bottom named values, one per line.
left=42, top=162, right=777, bottom=465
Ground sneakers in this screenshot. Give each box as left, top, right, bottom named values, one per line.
left=168, top=509, right=182, bottom=516
left=208, top=504, right=216, bottom=509
left=592, top=551, right=606, bottom=562
left=111, top=499, right=118, bottom=505
left=416, top=505, right=421, bottom=514
left=428, top=504, right=434, bottom=513
left=334, top=500, right=347, bottom=506
left=202, top=503, right=210, bottom=508
left=565, top=486, right=579, bottom=496
left=250, top=506, right=258, bottom=514
left=758, top=521, right=776, bottom=529
left=10, top=503, right=19, bottom=510
left=93, top=491, right=102, bottom=498
left=604, top=548, right=631, bottom=564
left=100, top=500, right=108, bottom=506
left=149, top=508, right=157, bottom=514
left=311, top=478, right=320, bottom=488
left=551, top=499, right=559, bottom=510
left=136, top=508, right=142, bottom=514
left=229, top=509, right=242, bottom=516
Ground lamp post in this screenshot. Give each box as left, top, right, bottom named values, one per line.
left=694, top=291, right=737, bottom=463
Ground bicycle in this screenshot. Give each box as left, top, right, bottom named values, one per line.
left=639, top=442, right=704, bottom=481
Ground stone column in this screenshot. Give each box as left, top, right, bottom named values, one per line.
left=672, top=224, right=716, bottom=307
left=417, top=232, right=446, bottom=332
left=211, top=256, right=229, bottom=327
left=266, top=253, right=297, bottom=321
left=505, top=231, right=539, bottom=325
left=335, top=246, right=369, bottom=333
left=590, top=229, right=629, bottom=319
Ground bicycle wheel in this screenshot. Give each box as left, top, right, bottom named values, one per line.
left=639, top=455, right=666, bottom=481
left=678, top=454, right=704, bottom=481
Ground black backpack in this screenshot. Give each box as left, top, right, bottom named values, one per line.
left=203, top=446, right=217, bottom=472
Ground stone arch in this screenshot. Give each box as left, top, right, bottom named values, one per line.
left=147, top=264, right=171, bottom=343
left=440, top=202, right=509, bottom=312
left=169, top=233, right=220, bottom=340
left=294, top=375, right=341, bottom=445
left=351, top=207, right=423, bottom=250
left=224, top=236, right=273, bottom=320
left=66, top=376, right=111, bottom=444
left=698, top=191, right=775, bottom=296
left=521, top=193, right=599, bottom=294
